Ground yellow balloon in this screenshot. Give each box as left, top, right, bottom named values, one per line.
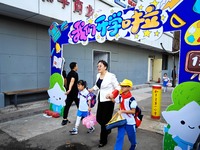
left=55, top=43, right=61, bottom=53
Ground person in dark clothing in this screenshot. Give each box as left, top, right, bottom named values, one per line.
left=171, top=66, right=177, bottom=87
left=61, top=62, right=79, bottom=126
left=62, top=69, right=67, bottom=90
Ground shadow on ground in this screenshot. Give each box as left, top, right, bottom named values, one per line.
left=56, top=143, right=90, bottom=150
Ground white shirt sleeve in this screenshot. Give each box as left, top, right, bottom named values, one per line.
left=111, top=73, right=121, bottom=91
left=115, top=95, right=120, bottom=104
left=130, top=100, right=137, bottom=109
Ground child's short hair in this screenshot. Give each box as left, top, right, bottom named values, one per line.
left=77, top=80, right=87, bottom=88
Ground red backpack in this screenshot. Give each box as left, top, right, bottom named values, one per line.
left=119, top=96, right=143, bottom=128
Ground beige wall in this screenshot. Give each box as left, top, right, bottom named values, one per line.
left=152, top=57, right=162, bottom=82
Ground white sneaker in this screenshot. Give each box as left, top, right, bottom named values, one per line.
left=69, top=128, right=78, bottom=135
left=87, top=127, right=95, bottom=133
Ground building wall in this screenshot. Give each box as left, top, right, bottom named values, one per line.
left=0, top=0, right=174, bottom=52
left=0, top=15, right=178, bottom=93
left=62, top=41, right=163, bottom=87
left=0, top=0, right=178, bottom=107
left=152, top=56, right=162, bottom=82
left=162, top=54, right=179, bottom=81
left=0, top=16, right=50, bottom=92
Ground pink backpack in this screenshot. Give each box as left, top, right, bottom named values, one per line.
left=82, top=113, right=97, bottom=128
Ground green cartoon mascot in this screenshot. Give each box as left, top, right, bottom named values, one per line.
left=162, top=81, right=200, bottom=150
left=45, top=73, right=66, bottom=117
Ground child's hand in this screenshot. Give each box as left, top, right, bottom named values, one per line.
left=65, top=90, right=70, bottom=95
left=106, top=93, right=114, bottom=99
left=88, top=107, right=91, bottom=112
left=118, top=110, right=122, bottom=114
left=88, top=88, right=93, bottom=92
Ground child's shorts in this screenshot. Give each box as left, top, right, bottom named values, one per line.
left=77, top=110, right=89, bottom=117
left=163, top=81, right=168, bottom=87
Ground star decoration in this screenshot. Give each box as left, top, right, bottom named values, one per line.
left=110, top=9, right=114, bottom=13
left=97, top=35, right=100, bottom=39
left=88, top=18, right=93, bottom=24
left=150, top=0, right=158, bottom=7
left=134, top=34, right=139, bottom=39
left=161, top=15, right=166, bottom=21
left=143, top=30, right=152, bottom=37
left=139, top=5, right=144, bottom=10
left=94, top=13, right=98, bottom=18
left=154, top=30, right=160, bottom=36
left=115, top=34, right=120, bottom=39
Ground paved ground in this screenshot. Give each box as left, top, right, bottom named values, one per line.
left=0, top=85, right=174, bottom=150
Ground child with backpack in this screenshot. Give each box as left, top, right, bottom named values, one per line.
left=109, top=79, right=137, bottom=150
left=69, top=80, right=95, bottom=135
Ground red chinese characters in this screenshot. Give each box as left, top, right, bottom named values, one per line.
left=57, top=0, right=70, bottom=9
left=85, top=5, right=94, bottom=17
left=42, top=0, right=53, bottom=2
left=73, top=0, right=83, bottom=15
left=154, top=90, right=158, bottom=115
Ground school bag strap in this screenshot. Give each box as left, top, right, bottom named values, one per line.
left=129, top=97, right=135, bottom=108
left=79, top=92, right=96, bottom=108
left=79, top=92, right=87, bottom=98
left=79, top=92, right=91, bottom=99
left=119, top=96, right=135, bottom=108
left=119, top=95, right=143, bottom=128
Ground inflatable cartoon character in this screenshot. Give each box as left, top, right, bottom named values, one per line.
left=162, top=82, right=200, bottom=150
left=46, top=73, right=66, bottom=117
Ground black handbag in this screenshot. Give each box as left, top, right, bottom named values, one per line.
left=106, top=112, right=127, bottom=130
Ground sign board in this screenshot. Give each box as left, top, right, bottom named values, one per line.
left=48, top=0, right=200, bottom=149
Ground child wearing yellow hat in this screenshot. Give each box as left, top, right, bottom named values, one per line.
left=109, top=79, right=137, bottom=150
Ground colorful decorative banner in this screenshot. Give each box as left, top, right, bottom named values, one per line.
left=49, top=0, right=200, bottom=83
left=48, top=0, right=200, bottom=149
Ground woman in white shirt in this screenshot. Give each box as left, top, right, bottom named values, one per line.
left=89, top=60, right=120, bottom=148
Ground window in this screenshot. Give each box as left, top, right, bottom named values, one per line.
left=162, top=54, right=168, bottom=70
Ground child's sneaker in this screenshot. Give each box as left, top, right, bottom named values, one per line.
left=69, top=128, right=78, bottom=135
left=131, top=144, right=137, bottom=150
left=87, top=126, right=95, bottom=133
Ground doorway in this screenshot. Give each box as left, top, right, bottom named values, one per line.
left=148, top=57, right=154, bottom=82
left=93, top=50, right=110, bottom=84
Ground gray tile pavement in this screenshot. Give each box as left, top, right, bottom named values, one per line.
left=0, top=85, right=174, bottom=150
